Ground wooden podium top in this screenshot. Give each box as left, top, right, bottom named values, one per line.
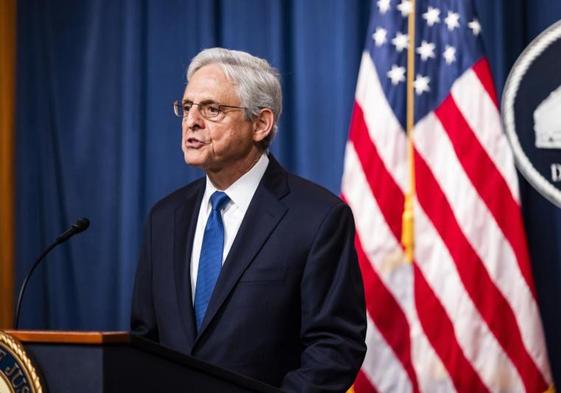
left=4, top=330, right=129, bottom=344
left=2, top=330, right=283, bottom=392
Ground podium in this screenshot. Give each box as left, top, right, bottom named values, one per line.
left=6, top=331, right=282, bottom=393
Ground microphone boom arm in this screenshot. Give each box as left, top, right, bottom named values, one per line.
left=14, top=217, right=90, bottom=329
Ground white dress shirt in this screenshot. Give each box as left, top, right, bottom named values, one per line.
left=190, top=154, right=269, bottom=300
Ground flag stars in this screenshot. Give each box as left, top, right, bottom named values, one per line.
left=414, top=74, right=430, bottom=95
left=468, top=19, right=482, bottom=36
left=422, top=6, right=441, bottom=26
left=443, top=45, right=456, bottom=64
left=444, top=11, right=460, bottom=31
left=372, top=27, right=388, bottom=46
left=377, top=0, right=391, bottom=14
left=387, top=65, right=406, bottom=85
left=396, top=0, right=412, bottom=17
left=416, top=40, right=436, bottom=61
left=392, top=32, right=409, bottom=52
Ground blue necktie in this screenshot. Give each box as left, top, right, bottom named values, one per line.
left=194, top=191, right=230, bottom=331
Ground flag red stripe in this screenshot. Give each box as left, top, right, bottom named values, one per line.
left=355, top=370, right=379, bottom=393
left=413, top=263, right=490, bottom=392
left=354, top=237, right=420, bottom=393
left=414, top=150, right=549, bottom=392
left=472, top=58, right=498, bottom=108
left=349, top=102, right=404, bottom=238
left=434, top=94, right=536, bottom=295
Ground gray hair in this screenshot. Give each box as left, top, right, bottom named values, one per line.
left=187, top=48, right=282, bottom=149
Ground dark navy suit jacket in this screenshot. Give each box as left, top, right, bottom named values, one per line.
left=131, top=156, right=367, bottom=392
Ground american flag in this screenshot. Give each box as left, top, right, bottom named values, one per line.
left=341, top=0, right=553, bottom=392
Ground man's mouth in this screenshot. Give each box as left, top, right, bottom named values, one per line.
left=186, top=137, right=209, bottom=149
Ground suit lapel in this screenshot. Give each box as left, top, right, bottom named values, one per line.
left=194, top=157, right=290, bottom=344
left=173, top=180, right=204, bottom=349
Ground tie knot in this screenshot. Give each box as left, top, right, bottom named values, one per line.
left=210, top=191, right=230, bottom=212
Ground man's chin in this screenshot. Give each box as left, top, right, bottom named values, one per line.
left=184, top=155, right=206, bottom=168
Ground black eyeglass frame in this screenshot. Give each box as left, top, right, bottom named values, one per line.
left=173, top=100, right=247, bottom=120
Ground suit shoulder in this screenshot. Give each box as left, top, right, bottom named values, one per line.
left=149, top=178, right=205, bottom=215
left=285, top=173, right=346, bottom=210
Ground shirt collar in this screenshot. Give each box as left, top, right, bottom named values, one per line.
left=202, top=153, right=269, bottom=211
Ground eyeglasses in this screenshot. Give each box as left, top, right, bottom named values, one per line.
left=173, top=100, right=247, bottom=120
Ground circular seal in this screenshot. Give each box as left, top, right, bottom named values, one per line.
left=502, top=20, right=561, bottom=207
left=0, top=331, right=44, bottom=393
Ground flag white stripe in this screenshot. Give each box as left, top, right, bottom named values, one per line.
left=414, top=198, right=526, bottom=393
left=343, top=143, right=454, bottom=393
left=355, top=52, right=408, bottom=191
left=408, top=303, right=457, bottom=393
left=451, top=69, right=520, bottom=202
left=362, top=313, right=414, bottom=393
left=342, top=143, right=412, bottom=316
left=414, top=113, right=550, bottom=379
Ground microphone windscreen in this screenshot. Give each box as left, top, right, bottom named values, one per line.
left=74, top=217, right=90, bottom=232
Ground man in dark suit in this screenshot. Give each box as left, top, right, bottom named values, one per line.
left=131, top=47, right=366, bottom=392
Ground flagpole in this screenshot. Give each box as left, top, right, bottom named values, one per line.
left=402, top=0, right=416, bottom=263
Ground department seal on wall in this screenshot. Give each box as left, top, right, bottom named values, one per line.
left=502, top=20, right=561, bottom=207
left=0, top=331, right=43, bottom=393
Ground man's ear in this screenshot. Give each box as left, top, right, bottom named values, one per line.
left=252, top=108, right=274, bottom=143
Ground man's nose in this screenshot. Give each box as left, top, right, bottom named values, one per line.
left=184, top=105, right=204, bottom=130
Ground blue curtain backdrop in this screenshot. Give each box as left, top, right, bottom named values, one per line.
left=15, top=0, right=561, bottom=385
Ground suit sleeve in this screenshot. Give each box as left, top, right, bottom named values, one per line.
left=130, top=210, right=159, bottom=341
left=281, top=202, right=367, bottom=393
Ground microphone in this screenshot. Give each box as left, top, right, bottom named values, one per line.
left=55, top=217, right=90, bottom=244
left=14, top=217, right=90, bottom=329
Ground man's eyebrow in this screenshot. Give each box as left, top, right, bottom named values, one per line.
left=182, top=98, right=218, bottom=105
